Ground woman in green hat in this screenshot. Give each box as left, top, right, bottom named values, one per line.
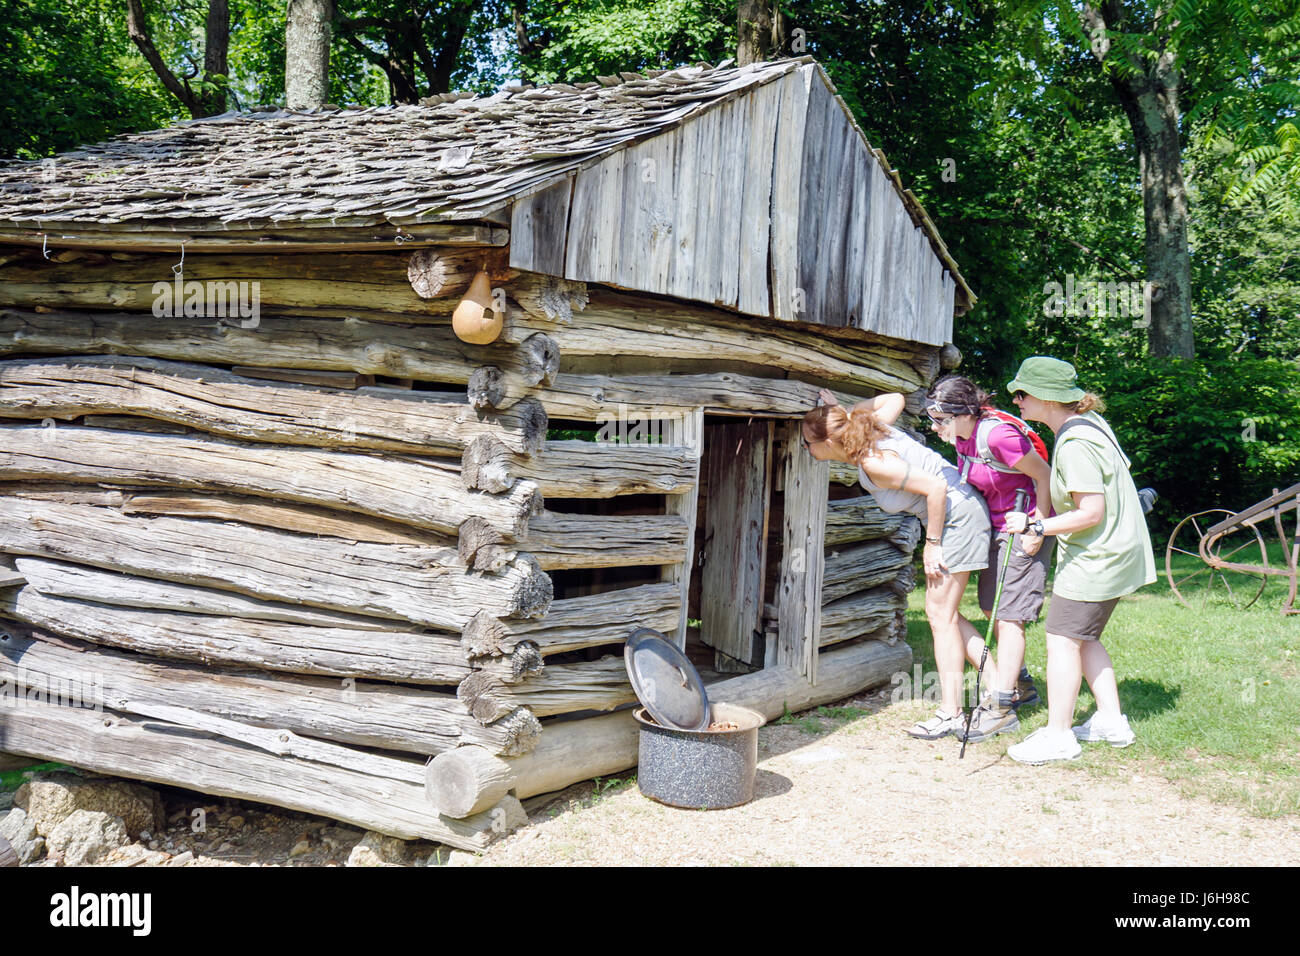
left=999, top=356, right=1156, bottom=764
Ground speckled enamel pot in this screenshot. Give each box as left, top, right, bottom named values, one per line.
left=634, top=702, right=766, bottom=810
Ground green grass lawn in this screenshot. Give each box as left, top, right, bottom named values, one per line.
left=904, top=541, right=1299, bottom=817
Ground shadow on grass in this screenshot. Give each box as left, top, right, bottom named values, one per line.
left=1115, top=677, right=1181, bottom=722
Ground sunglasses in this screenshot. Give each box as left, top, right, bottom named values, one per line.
left=1013, top=390, right=1028, bottom=401
left=928, top=414, right=954, bottom=429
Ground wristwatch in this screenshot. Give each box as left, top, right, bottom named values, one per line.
left=925, top=535, right=942, bottom=545
left=1026, top=519, right=1045, bottom=537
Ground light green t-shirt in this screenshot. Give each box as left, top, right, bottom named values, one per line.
left=1050, top=411, right=1156, bottom=602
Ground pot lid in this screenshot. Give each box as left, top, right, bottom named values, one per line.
left=624, top=627, right=711, bottom=731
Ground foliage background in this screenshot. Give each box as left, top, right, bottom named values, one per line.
left=2, top=0, right=1296, bottom=528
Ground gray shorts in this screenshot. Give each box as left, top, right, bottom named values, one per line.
left=978, top=532, right=1054, bottom=622
left=936, top=491, right=991, bottom=574
left=1045, top=594, right=1121, bottom=641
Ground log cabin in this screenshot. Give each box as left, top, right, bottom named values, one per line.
left=0, top=56, right=973, bottom=848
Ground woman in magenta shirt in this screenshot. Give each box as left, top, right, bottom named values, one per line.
left=926, top=374, right=1054, bottom=742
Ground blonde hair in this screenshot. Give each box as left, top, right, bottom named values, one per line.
left=1042, top=391, right=1106, bottom=414
left=801, top=404, right=890, bottom=463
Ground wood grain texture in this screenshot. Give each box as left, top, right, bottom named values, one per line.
left=0, top=423, right=540, bottom=540
left=701, top=419, right=771, bottom=665
left=774, top=422, right=828, bottom=680
left=0, top=356, right=547, bottom=456
left=0, top=703, right=522, bottom=847
left=0, top=627, right=536, bottom=756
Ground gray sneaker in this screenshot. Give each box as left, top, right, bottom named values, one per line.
left=962, top=703, right=1020, bottom=743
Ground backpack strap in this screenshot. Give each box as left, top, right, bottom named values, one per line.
left=1057, top=417, right=1124, bottom=461
left=971, top=418, right=1020, bottom=474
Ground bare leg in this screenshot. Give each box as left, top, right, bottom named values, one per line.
left=993, top=620, right=1026, bottom=696
left=957, top=615, right=998, bottom=699
left=1046, top=631, right=1084, bottom=733
left=926, top=570, right=972, bottom=715
left=1081, top=640, right=1122, bottom=717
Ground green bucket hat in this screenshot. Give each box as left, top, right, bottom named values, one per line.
left=1006, top=356, right=1086, bottom=403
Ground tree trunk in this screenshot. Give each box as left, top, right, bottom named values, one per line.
left=1085, top=3, right=1194, bottom=358
left=737, top=0, right=785, bottom=66
left=286, top=0, right=335, bottom=110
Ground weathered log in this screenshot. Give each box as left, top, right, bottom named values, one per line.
left=506, top=283, right=933, bottom=394
left=525, top=512, right=688, bottom=570
left=0, top=587, right=472, bottom=684
left=819, top=585, right=908, bottom=648
left=828, top=460, right=859, bottom=487
left=0, top=357, right=548, bottom=455
left=824, top=496, right=914, bottom=546
left=707, top=638, right=913, bottom=721
left=0, top=626, right=537, bottom=756
left=474, top=368, right=867, bottom=419
left=469, top=642, right=545, bottom=684
left=14, top=555, right=405, bottom=630
left=0, top=498, right=552, bottom=629
left=457, top=656, right=634, bottom=724
left=504, top=710, right=641, bottom=800
left=503, top=639, right=914, bottom=799
left=424, top=747, right=516, bottom=818
left=0, top=307, right=552, bottom=389
left=0, top=703, right=522, bottom=848
left=0, top=247, right=510, bottom=318
left=461, top=435, right=697, bottom=497
left=821, top=539, right=913, bottom=605
left=0, top=483, right=442, bottom=546
left=230, top=367, right=375, bottom=388
left=461, top=582, right=680, bottom=658
left=0, top=423, right=541, bottom=540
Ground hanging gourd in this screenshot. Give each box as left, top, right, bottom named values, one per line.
left=452, top=267, right=502, bottom=344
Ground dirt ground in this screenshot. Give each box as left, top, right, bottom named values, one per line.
left=473, top=687, right=1300, bottom=867
left=13, top=686, right=1296, bottom=867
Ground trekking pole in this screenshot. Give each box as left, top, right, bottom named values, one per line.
left=960, top=488, right=1029, bottom=759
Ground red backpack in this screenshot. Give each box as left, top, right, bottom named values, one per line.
left=957, top=410, right=1049, bottom=481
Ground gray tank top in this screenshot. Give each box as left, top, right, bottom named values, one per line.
left=857, top=426, right=982, bottom=526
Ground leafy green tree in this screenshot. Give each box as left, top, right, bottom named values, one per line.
left=0, top=0, right=172, bottom=158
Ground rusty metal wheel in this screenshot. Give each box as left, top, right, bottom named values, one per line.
left=1165, top=509, right=1269, bottom=610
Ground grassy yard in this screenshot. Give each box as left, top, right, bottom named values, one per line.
left=903, top=540, right=1299, bottom=818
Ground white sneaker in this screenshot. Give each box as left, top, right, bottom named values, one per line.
left=1072, top=712, right=1136, bottom=748
left=1007, top=727, right=1082, bottom=764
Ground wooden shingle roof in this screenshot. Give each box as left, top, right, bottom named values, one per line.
left=0, top=56, right=973, bottom=327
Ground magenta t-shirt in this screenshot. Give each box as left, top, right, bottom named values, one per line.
left=955, top=420, right=1043, bottom=532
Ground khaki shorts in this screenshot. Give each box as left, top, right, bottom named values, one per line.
left=937, top=491, right=991, bottom=574
left=978, top=533, right=1054, bottom=622
left=1045, top=594, right=1121, bottom=641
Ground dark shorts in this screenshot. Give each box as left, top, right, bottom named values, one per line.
left=978, top=532, right=1054, bottom=623
left=1045, top=594, right=1121, bottom=641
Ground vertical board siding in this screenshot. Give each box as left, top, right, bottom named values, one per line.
left=737, top=80, right=781, bottom=316
left=530, top=65, right=960, bottom=344
left=768, top=66, right=814, bottom=321
left=508, top=177, right=573, bottom=276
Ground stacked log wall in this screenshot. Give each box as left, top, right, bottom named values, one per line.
left=0, top=243, right=935, bottom=835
